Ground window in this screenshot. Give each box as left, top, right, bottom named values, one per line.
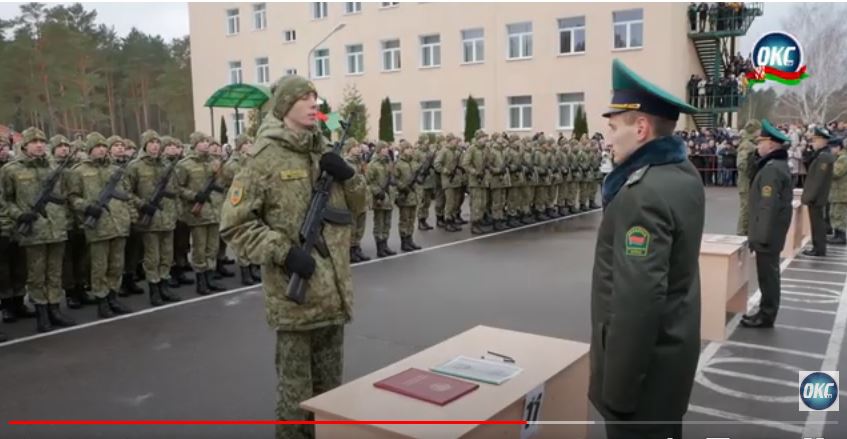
left=285, top=68, right=298, bottom=76
left=557, top=93, right=585, bottom=130
left=507, top=96, right=532, bottom=130
left=613, top=9, right=643, bottom=49
left=232, top=113, right=245, bottom=135
left=420, top=101, right=442, bottom=132
left=312, top=2, right=328, bottom=19
left=226, top=9, right=239, bottom=35
left=313, top=49, right=330, bottom=78
left=382, top=39, right=401, bottom=71
left=381, top=2, right=399, bottom=7
left=391, top=103, right=402, bottom=134
left=462, top=98, right=485, bottom=130
left=558, top=16, right=585, bottom=54
left=228, top=61, right=242, bottom=84
left=507, top=22, right=533, bottom=59
left=461, top=28, right=484, bottom=63
left=283, top=29, right=297, bottom=43
left=420, top=34, right=441, bottom=68
left=253, top=3, right=267, bottom=30
left=345, top=2, right=361, bottom=14
left=346, top=44, right=364, bottom=75
left=255, top=57, right=270, bottom=84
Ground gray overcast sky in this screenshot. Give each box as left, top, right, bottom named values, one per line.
left=0, top=2, right=789, bottom=48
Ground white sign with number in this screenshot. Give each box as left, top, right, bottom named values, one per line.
left=521, top=383, right=545, bottom=439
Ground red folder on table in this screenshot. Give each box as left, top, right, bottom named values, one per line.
left=373, top=368, right=479, bottom=406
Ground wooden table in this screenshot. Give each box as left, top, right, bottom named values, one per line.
left=700, top=234, right=751, bottom=341
left=301, top=325, right=590, bottom=439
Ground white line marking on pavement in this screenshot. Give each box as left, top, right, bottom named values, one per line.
left=779, top=305, right=837, bottom=315
left=783, top=278, right=845, bottom=286
left=785, top=267, right=847, bottom=275
left=0, top=209, right=601, bottom=349
left=802, top=261, right=847, bottom=438
left=702, top=367, right=796, bottom=389
left=687, top=404, right=803, bottom=434
left=794, top=258, right=847, bottom=266
left=716, top=340, right=825, bottom=359
left=774, top=324, right=832, bottom=335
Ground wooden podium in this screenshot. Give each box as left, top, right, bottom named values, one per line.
left=699, top=234, right=751, bottom=341
left=301, top=325, right=590, bottom=439
left=785, top=189, right=812, bottom=258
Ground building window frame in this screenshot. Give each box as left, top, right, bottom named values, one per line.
left=312, top=2, right=328, bottom=20
left=228, top=60, right=243, bottom=84
left=420, top=34, right=441, bottom=69
left=612, top=8, right=644, bottom=50
left=391, top=102, right=402, bottom=135
left=557, top=93, right=585, bottom=130
left=507, top=96, right=532, bottom=131
left=255, top=57, right=270, bottom=84
left=253, top=3, right=267, bottom=31
left=420, top=100, right=442, bottom=133
left=226, top=8, right=240, bottom=36
left=313, top=48, right=330, bottom=79
left=282, top=29, right=297, bottom=43
left=381, top=39, right=401, bottom=72
left=381, top=2, right=399, bottom=8
left=506, top=22, right=533, bottom=60
left=558, top=16, right=586, bottom=55
left=461, top=28, right=484, bottom=64
left=346, top=44, right=364, bottom=75
left=344, top=2, right=361, bottom=14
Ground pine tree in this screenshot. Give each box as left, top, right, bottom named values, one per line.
left=220, top=115, right=228, bottom=144
left=319, top=100, right=332, bottom=139
left=339, top=84, right=369, bottom=141
left=463, top=95, right=481, bottom=142
left=378, top=97, right=394, bottom=142
left=573, top=106, right=588, bottom=139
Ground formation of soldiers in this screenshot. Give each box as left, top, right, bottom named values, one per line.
left=0, top=127, right=259, bottom=340
left=345, top=130, right=604, bottom=261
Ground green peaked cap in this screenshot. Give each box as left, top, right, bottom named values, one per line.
left=602, top=59, right=699, bottom=121
left=759, top=119, right=790, bottom=144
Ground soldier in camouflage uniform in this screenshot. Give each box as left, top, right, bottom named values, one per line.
left=222, top=134, right=262, bottom=284
left=518, top=139, right=536, bottom=224
left=504, top=135, right=525, bottom=228
left=736, top=120, right=761, bottom=236
left=126, top=130, right=183, bottom=306
left=431, top=134, right=447, bottom=228
left=367, top=141, right=397, bottom=257
left=208, top=140, right=235, bottom=280
left=828, top=138, right=847, bottom=245
left=532, top=139, right=552, bottom=221
left=555, top=137, right=571, bottom=216
left=176, top=132, right=226, bottom=295
left=565, top=139, right=581, bottom=213
left=433, top=134, right=463, bottom=232
left=67, top=132, right=134, bottom=319
left=463, top=130, right=491, bottom=234
left=576, top=135, right=592, bottom=210
left=587, top=140, right=602, bottom=209
left=1, top=138, right=32, bottom=331
left=344, top=139, right=371, bottom=263
left=2, top=128, right=74, bottom=332
left=415, top=137, right=437, bottom=231
left=546, top=137, right=563, bottom=218
left=220, top=75, right=366, bottom=439
left=170, top=140, right=194, bottom=288
left=394, top=141, right=422, bottom=252
left=488, top=135, right=510, bottom=230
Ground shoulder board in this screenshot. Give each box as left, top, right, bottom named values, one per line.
left=626, top=165, right=651, bottom=187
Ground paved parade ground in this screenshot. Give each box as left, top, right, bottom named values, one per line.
left=0, top=187, right=845, bottom=439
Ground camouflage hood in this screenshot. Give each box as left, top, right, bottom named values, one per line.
left=85, top=132, right=109, bottom=153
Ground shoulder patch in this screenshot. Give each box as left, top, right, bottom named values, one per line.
left=625, top=226, right=651, bottom=257
left=229, top=180, right=243, bottom=206
left=761, top=185, right=773, bottom=198
left=626, top=166, right=650, bottom=186
left=280, top=169, right=308, bottom=181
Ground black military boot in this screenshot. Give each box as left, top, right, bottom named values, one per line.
left=536, top=210, right=550, bottom=222
left=569, top=205, right=579, bottom=215
left=206, top=271, right=225, bottom=292
left=97, top=298, right=114, bottom=319
left=445, top=220, right=462, bottom=232
left=195, top=272, right=210, bottom=296
left=383, top=240, right=397, bottom=256
left=107, top=291, right=132, bottom=315
left=168, top=267, right=182, bottom=288
left=251, top=265, right=262, bottom=282
left=436, top=215, right=446, bottom=228
left=559, top=206, right=569, bottom=216
left=176, top=267, right=194, bottom=285
left=66, top=286, right=84, bottom=309
left=1, top=298, right=16, bottom=323
left=47, top=304, right=76, bottom=327
left=408, top=236, right=422, bottom=250
left=221, top=256, right=235, bottom=266
left=589, top=200, right=600, bottom=210
left=454, top=215, right=469, bottom=225
left=35, top=305, right=53, bottom=333
left=120, top=274, right=145, bottom=297
left=521, top=213, right=534, bottom=225
left=470, top=222, right=485, bottom=235
left=354, top=246, right=371, bottom=262
left=828, top=230, right=846, bottom=245
left=418, top=218, right=434, bottom=231
left=148, top=281, right=163, bottom=307
left=216, top=260, right=235, bottom=278
left=376, top=240, right=387, bottom=258
left=400, top=236, right=415, bottom=253
left=241, top=266, right=257, bottom=285
left=158, top=281, right=181, bottom=302
left=494, top=220, right=508, bottom=231
left=350, top=247, right=362, bottom=263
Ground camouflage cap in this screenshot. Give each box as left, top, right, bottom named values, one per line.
left=189, top=132, right=210, bottom=147
left=474, top=129, right=488, bottom=140
left=374, top=140, right=390, bottom=153
left=235, top=134, right=253, bottom=149
left=140, top=129, right=161, bottom=148
left=21, top=127, right=48, bottom=146
left=126, top=139, right=138, bottom=150
left=743, top=119, right=762, bottom=136
left=71, top=139, right=85, bottom=153
left=49, top=134, right=71, bottom=150
left=160, top=136, right=177, bottom=147
left=106, top=135, right=126, bottom=149
left=271, top=75, right=318, bottom=119
left=85, top=132, right=109, bottom=153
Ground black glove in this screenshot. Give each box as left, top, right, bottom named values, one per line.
left=374, top=192, right=386, bottom=201
left=319, top=152, right=355, bottom=182
left=193, top=192, right=208, bottom=204
left=283, top=247, right=316, bottom=280
left=17, top=212, right=38, bottom=225
left=139, top=204, right=158, bottom=216
left=84, top=205, right=103, bottom=219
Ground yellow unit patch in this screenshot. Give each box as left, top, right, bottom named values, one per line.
left=279, top=169, right=308, bottom=181
left=229, top=181, right=243, bottom=206
left=762, top=185, right=773, bottom=198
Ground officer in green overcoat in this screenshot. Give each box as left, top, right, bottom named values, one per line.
left=589, top=59, right=704, bottom=439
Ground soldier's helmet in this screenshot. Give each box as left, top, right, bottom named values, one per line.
left=140, top=130, right=161, bottom=150
left=85, top=132, right=108, bottom=153
left=49, top=134, right=71, bottom=151
left=21, top=127, right=48, bottom=146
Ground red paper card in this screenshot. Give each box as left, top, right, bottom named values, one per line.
left=373, top=368, right=479, bottom=406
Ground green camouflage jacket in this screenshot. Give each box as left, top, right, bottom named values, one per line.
left=175, top=152, right=223, bottom=226
left=394, top=151, right=419, bottom=207
left=367, top=156, right=396, bottom=210
left=1, top=155, right=68, bottom=245
left=66, top=157, right=132, bottom=243
left=126, top=154, right=179, bottom=232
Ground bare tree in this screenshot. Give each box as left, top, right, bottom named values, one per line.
left=776, top=3, right=847, bottom=123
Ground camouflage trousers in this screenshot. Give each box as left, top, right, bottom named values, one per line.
left=372, top=209, right=392, bottom=241
left=469, top=187, right=489, bottom=222
left=434, top=187, right=446, bottom=218
left=520, top=186, right=534, bottom=214
left=142, top=231, right=174, bottom=283
left=443, top=188, right=461, bottom=220
left=737, top=191, right=749, bottom=236
left=533, top=186, right=549, bottom=211
left=173, top=221, right=191, bottom=268
left=62, top=229, right=89, bottom=291
left=398, top=206, right=417, bottom=238
left=557, top=183, right=569, bottom=208
left=90, top=238, right=126, bottom=299
left=25, top=242, right=65, bottom=305
left=489, top=188, right=506, bottom=220
left=417, top=188, right=435, bottom=220
left=831, top=202, right=847, bottom=230
left=351, top=212, right=366, bottom=247
left=548, top=185, right=559, bottom=207
left=580, top=182, right=594, bottom=205
left=567, top=181, right=580, bottom=207
left=1, top=236, right=27, bottom=299
left=506, top=187, right=523, bottom=217
left=275, top=325, right=344, bottom=439
left=190, top=224, right=220, bottom=272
